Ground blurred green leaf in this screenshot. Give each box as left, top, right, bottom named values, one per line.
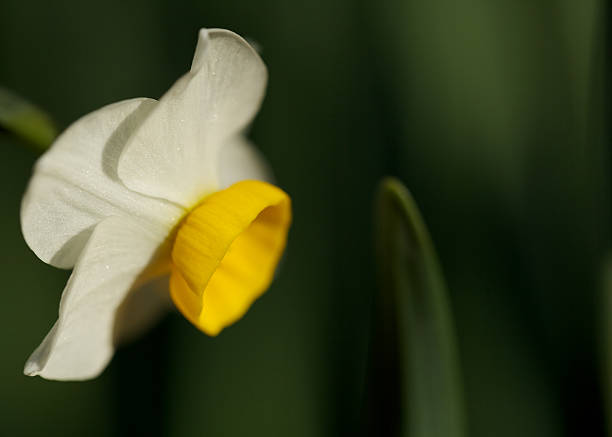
left=601, top=255, right=612, bottom=436
left=370, top=177, right=465, bottom=437
left=0, top=87, right=57, bottom=151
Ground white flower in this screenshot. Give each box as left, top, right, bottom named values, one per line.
left=20, top=28, right=291, bottom=381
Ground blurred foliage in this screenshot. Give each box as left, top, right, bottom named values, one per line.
left=0, top=0, right=608, bottom=436
left=0, top=87, right=57, bottom=151
left=602, top=255, right=612, bottom=436
left=369, top=178, right=464, bottom=437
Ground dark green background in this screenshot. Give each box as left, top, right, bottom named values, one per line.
left=0, top=1, right=608, bottom=436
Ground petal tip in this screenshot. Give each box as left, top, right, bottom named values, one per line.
left=23, top=360, right=41, bottom=377
left=198, top=27, right=209, bottom=40
left=191, top=28, right=211, bottom=72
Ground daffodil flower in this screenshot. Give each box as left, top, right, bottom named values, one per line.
left=20, top=28, right=291, bottom=381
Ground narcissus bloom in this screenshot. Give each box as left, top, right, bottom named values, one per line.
left=21, top=28, right=291, bottom=381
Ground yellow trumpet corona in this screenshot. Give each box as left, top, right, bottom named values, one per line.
left=171, top=180, right=291, bottom=335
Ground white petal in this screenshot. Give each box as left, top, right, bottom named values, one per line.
left=21, top=98, right=184, bottom=268
left=117, top=28, right=268, bottom=207
left=24, top=216, right=171, bottom=381
left=218, top=135, right=273, bottom=188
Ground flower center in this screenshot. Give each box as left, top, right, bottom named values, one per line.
left=169, top=180, right=291, bottom=335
